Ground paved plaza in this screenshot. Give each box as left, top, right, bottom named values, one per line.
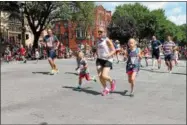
left=1, top=58, right=186, bottom=124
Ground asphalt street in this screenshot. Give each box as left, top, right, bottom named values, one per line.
left=1, top=57, right=186, bottom=124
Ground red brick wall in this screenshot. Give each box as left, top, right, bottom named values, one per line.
left=54, top=5, right=112, bottom=50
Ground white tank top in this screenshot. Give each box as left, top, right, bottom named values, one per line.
left=97, top=37, right=113, bottom=62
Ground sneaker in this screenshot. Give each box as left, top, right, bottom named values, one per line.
left=129, top=92, right=134, bottom=97
left=75, top=86, right=81, bottom=91
left=50, top=69, right=55, bottom=75
left=101, top=89, right=110, bottom=96
left=55, top=69, right=59, bottom=74
left=23, top=60, right=27, bottom=63
left=110, top=80, right=116, bottom=92
left=129, top=93, right=134, bottom=97
left=92, top=76, right=97, bottom=82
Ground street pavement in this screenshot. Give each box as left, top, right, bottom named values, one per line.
left=1, top=57, right=186, bottom=124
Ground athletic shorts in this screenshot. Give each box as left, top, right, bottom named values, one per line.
left=164, top=54, right=173, bottom=61
left=47, top=49, right=56, bottom=59
left=79, top=73, right=90, bottom=80
left=96, top=58, right=112, bottom=69
left=152, top=50, right=160, bottom=59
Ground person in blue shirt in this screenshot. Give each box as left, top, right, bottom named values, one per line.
left=151, top=36, right=162, bottom=70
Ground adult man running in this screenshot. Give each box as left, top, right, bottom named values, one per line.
left=96, top=27, right=116, bottom=96
left=151, top=36, right=162, bottom=69
left=163, top=36, right=176, bottom=73
left=43, top=29, right=60, bottom=75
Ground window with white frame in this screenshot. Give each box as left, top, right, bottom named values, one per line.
left=76, top=28, right=84, bottom=38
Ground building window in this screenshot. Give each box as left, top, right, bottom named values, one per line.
left=64, top=32, right=68, bottom=38
left=76, top=28, right=84, bottom=38
left=64, top=22, right=68, bottom=28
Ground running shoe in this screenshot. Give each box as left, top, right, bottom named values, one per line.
left=23, top=60, right=27, bottom=63
left=75, top=86, right=81, bottom=91
left=101, top=89, right=110, bottom=96
left=55, top=69, right=59, bottom=74
left=50, top=69, right=55, bottom=75
left=92, top=76, right=97, bottom=82
left=129, top=92, right=134, bottom=97
left=110, top=80, right=116, bottom=92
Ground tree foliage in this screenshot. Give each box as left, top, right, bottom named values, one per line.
left=70, top=2, right=95, bottom=38
left=110, top=2, right=186, bottom=44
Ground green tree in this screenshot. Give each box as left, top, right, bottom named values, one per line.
left=24, top=1, right=63, bottom=48
left=112, top=3, right=157, bottom=42
left=73, top=2, right=95, bottom=39
left=107, top=15, right=137, bottom=44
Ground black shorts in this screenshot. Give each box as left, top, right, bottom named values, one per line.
left=96, top=58, right=112, bottom=69
left=47, top=49, right=57, bottom=59
left=152, top=50, right=160, bottom=59
left=164, top=54, right=173, bottom=61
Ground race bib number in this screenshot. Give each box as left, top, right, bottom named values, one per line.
left=131, top=57, right=136, bottom=64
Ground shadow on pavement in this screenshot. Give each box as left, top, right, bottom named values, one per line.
left=62, top=86, right=101, bottom=96
left=140, top=68, right=186, bottom=75
left=40, top=122, right=48, bottom=125
left=111, top=90, right=130, bottom=97
left=32, top=72, right=50, bottom=75
left=65, top=72, right=78, bottom=76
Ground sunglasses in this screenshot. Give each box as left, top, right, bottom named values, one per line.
left=98, top=31, right=103, bottom=34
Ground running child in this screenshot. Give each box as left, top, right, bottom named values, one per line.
left=75, top=52, right=97, bottom=90
left=124, top=38, right=142, bottom=97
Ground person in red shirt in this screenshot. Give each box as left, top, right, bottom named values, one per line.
left=18, top=44, right=27, bottom=63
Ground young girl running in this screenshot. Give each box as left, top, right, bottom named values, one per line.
left=124, top=38, right=142, bottom=97
left=75, top=52, right=97, bottom=90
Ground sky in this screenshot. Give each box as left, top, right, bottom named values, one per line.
left=96, top=2, right=186, bottom=25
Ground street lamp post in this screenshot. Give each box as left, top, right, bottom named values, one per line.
left=20, top=2, right=25, bottom=47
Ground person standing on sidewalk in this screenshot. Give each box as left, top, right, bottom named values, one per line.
left=96, top=27, right=116, bottom=96
left=42, top=29, right=60, bottom=75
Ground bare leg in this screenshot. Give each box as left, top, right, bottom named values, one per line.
left=48, top=58, right=54, bottom=69
left=97, top=67, right=107, bottom=88
left=128, top=72, right=137, bottom=95
left=101, top=67, right=113, bottom=83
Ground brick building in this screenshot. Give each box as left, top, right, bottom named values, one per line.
left=52, top=5, right=112, bottom=51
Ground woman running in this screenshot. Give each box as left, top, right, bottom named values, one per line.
left=96, top=27, right=116, bottom=96
left=124, top=38, right=142, bottom=97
